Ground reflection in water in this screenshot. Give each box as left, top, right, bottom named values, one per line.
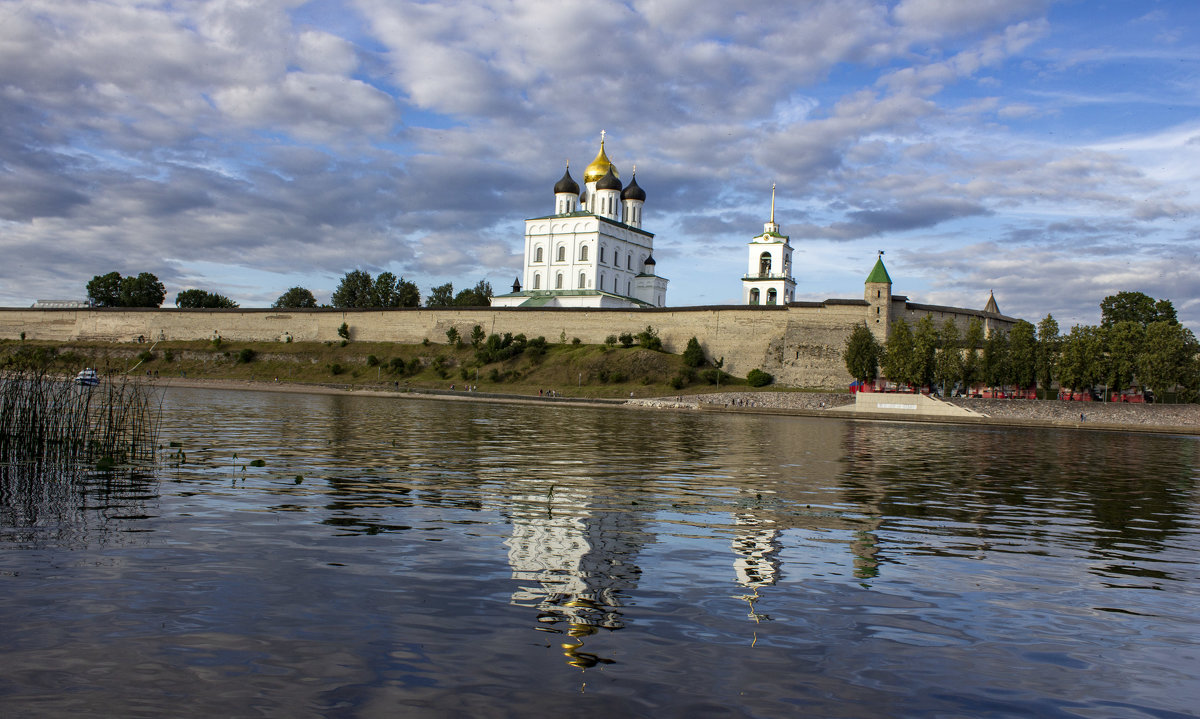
left=0, top=387, right=1197, bottom=717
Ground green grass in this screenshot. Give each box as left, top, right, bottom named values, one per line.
left=0, top=338, right=765, bottom=398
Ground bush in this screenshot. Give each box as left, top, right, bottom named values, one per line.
left=636, top=326, right=662, bottom=351
left=746, top=369, right=773, bottom=387
left=406, top=357, right=422, bottom=375
left=488, top=367, right=501, bottom=383
left=389, top=357, right=406, bottom=373
left=339, top=339, right=348, bottom=348
left=237, top=348, right=256, bottom=364
left=682, top=337, right=705, bottom=367
left=701, top=368, right=731, bottom=385
left=571, top=337, right=581, bottom=345
left=446, top=327, right=460, bottom=346
left=669, top=373, right=686, bottom=390
left=163, top=349, right=175, bottom=362
left=604, top=334, right=618, bottom=347
left=137, top=350, right=154, bottom=363
left=337, top=322, right=350, bottom=340
left=618, top=332, right=634, bottom=348
left=366, top=354, right=379, bottom=367
left=330, top=363, right=345, bottom=375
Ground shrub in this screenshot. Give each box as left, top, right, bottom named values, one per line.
left=163, top=349, right=175, bottom=362
left=237, top=348, right=256, bottom=364
left=339, top=339, right=348, bottom=348
left=211, top=336, right=222, bottom=348
left=488, top=367, right=501, bottom=383
left=604, top=334, right=618, bottom=347
left=445, top=327, right=460, bottom=346
left=746, top=369, right=773, bottom=387
left=460, top=367, right=470, bottom=380
left=337, top=322, right=350, bottom=340
left=682, top=337, right=705, bottom=367
left=669, top=373, right=686, bottom=390
left=137, top=350, right=154, bottom=363
left=701, top=368, right=731, bottom=385
left=470, top=325, right=486, bottom=347
left=636, top=326, right=663, bottom=351
left=330, top=363, right=345, bottom=375
left=618, top=332, right=634, bottom=348
left=389, top=357, right=406, bottom=373
left=422, top=338, right=430, bottom=347
left=366, top=354, right=379, bottom=367
left=406, top=357, right=422, bottom=375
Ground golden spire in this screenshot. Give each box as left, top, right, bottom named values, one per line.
left=583, top=130, right=619, bottom=184
left=770, top=183, right=776, bottom=224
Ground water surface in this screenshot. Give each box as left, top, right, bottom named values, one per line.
left=2, top=387, right=1198, bottom=717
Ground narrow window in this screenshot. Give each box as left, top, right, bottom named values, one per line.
left=767, top=289, right=777, bottom=305
left=600, top=247, right=606, bottom=263
left=534, top=247, right=543, bottom=263
left=579, top=272, right=585, bottom=288
left=557, top=246, right=565, bottom=262
left=533, top=273, right=540, bottom=290
left=627, top=254, right=632, bottom=269
left=580, top=245, right=589, bottom=261
left=750, top=288, right=760, bottom=305
left=556, top=273, right=563, bottom=289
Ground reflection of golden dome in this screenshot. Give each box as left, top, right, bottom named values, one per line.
left=583, top=139, right=619, bottom=185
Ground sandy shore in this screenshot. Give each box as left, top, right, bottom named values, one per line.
left=153, top=378, right=1200, bottom=434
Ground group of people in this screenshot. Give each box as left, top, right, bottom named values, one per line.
left=450, top=384, right=479, bottom=392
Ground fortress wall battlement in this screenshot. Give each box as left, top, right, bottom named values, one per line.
left=0, top=301, right=1014, bottom=388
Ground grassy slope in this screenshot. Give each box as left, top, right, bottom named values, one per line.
left=0, top=338, right=782, bottom=398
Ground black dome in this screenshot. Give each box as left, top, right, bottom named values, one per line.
left=621, top=174, right=646, bottom=202
left=596, top=166, right=622, bottom=191
left=644, top=253, right=656, bottom=266
left=553, top=167, right=579, bottom=195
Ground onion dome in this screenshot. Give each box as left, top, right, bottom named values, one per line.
left=621, top=173, right=646, bottom=202
left=553, top=165, right=579, bottom=195
left=644, top=254, right=656, bottom=267
left=584, top=138, right=619, bottom=184
left=596, top=166, right=622, bottom=191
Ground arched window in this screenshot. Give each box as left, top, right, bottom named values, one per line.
left=767, top=288, right=777, bottom=305
left=749, top=288, right=760, bottom=305
left=556, top=273, right=563, bottom=289
left=557, top=246, right=566, bottom=262
left=599, top=272, right=605, bottom=290
left=580, top=245, right=589, bottom=261
left=534, top=246, right=543, bottom=263
left=599, top=246, right=606, bottom=263
left=759, top=252, right=772, bottom=275
left=533, top=273, right=541, bottom=290
left=627, top=254, right=632, bottom=269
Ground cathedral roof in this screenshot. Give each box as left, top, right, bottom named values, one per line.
left=584, top=138, right=619, bottom=184
left=596, top=166, right=622, bottom=191
left=621, top=173, right=646, bottom=202
left=866, top=256, right=892, bottom=284
left=553, top=165, right=579, bottom=195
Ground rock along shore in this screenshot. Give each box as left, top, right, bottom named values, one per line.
left=152, top=378, right=1199, bottom=434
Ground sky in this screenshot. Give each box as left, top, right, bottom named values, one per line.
left=2, top=0, right=1199, bottom=330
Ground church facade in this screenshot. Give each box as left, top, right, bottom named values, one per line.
left=491, top=134, right=669, bottom=308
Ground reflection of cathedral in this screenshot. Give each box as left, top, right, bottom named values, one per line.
left=505, top=484, right=644, bottom=666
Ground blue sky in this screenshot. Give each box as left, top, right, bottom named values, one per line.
left=1, top=0, right=1199, bottom=329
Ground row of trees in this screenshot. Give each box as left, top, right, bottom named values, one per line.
left=844, top=292, right=1198, bottom=400
left=86, top=270, right=493, bottom=310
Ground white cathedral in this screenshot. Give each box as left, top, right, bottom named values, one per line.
left=491, top=133, right=670, bottom=308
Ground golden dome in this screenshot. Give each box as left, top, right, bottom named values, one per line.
left=583, top=135, right=619, bottom=185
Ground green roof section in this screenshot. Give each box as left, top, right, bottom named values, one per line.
left=865, top=256, right=892, bottom=284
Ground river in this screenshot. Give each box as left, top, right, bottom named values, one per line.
left=1, top=386, right=1198, bottom=717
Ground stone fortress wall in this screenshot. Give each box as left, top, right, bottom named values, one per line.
left=0, top=297, right=1015, bottom=388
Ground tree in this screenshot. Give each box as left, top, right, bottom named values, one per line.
left=176, top=289, right=238, bottom=308
left=331, top=270, right=374, bottom=308
left=397, top=277, right=421, bottom=307
left=470, top=325, right=486, bottom=348
left=961, top=317, right=984, bottom=391
left=1139, top=321, right=1192, bottom=400
left=982, top=330, right=1011, bottom=391
left=371, top=272, right=402, bottom=308
left=1104, top=320, right=1145, bottom=395
left=844, top=323, right=881, bottom=385
left=1008, top=320, right=1037, bottom=389
left=1058, top=325, right=1106, bottom=392
left=1036, top=314, right=1060, bottom=392
left=86, top=272, right=123, bottom=307
left=274, top=286, right=317, bottom=308
left=454, top=279, right=493, bottom=307
left=426, top=282, right=455, bottom=307
left=881, top=318, right=917, bottom=387
left=119, top=272, right=166, bottom=307
left=913, top=315, right=938, bottom=389
left=1154, top=299, right=1178, bottom=325
left=1100, top=291, right=1158, bottom=328
left=934, top=319, right=962, bottom=394
left=682, top=337, right=705, bottom=367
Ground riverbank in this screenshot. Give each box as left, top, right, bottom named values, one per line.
left=153, top=377, right=1200, bottom=435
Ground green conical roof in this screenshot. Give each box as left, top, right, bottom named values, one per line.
left=866, top=256, right=892, bottom=284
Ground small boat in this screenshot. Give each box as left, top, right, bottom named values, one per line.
left=74, top=368, right=99, bottom=387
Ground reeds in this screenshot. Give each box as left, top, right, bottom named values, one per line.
left=0, top=368, right=161, bottom=468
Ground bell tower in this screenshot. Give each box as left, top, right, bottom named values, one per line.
left=742, top=184, right=796, bottom=305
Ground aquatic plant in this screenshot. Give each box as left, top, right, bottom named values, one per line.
left=0, top=368, right=160, bottom=468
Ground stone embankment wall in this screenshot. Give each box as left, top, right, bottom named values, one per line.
left=0, top=301, right=1007, bottom=389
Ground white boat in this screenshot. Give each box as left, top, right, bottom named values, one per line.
left=74, top=368, right=99, bottom=387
